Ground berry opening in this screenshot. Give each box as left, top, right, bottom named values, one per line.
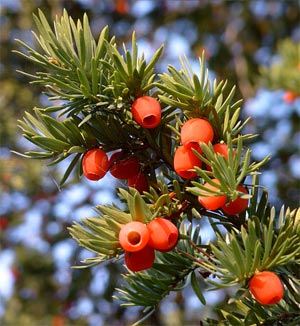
left=127, top=231, right=141, bottom=246
left=186, top=141, right=201, bottom=151
left=143, top=115, right=157, bottom=127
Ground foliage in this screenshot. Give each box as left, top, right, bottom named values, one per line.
left=209, top=205, right=300, bottom=286
left=208, top=295, right=300, bottom=326
left=260, top=39, right=300, bottom=94
left=69, top=187, right=153, bottom=265
left=158, top=55, right=245, bottom=141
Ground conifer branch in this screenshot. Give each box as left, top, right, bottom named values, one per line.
left=14, top=10, right=300, bottom=325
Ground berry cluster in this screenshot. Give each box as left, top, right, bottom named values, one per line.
left=81, top=96, right=283, bottom=306
left=119, top=218, right=178, bottom=272
left=174, top=118, right=248, bottom=215
left=81, top=96, right=161, bottom=192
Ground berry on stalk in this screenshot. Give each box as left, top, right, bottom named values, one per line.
left=131, top=96, right=161, bottom=129
left=197, top=179, right=226, bottom=210
left=180, top=118, right=214, bottom=151
left=147, top=218, right=179, bottom=252
left=119, top=221, right=150, bottom=252
left=174, top=145, right=202, bottom=179
left=249, top=271, right=284, bottom=305
left=109, top=151, right=140, bottom=179
left=125, top=245, right=155, bottom=272
left=82, top=148, right=109, bottom=181
left=127, top=172, right=149, bottom=193
left=222, top=185, right=248, bottom=215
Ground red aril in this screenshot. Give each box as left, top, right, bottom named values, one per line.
left=119, top=221, right=149, bottom=252
left=222, top=185, right=248, bottom=215
left=127, top=172, right=149, bottom=193
left=109, top=151, right=140, bottom=179
left=180, top=118, right=214, bottom=151
left=197, top=179, right=226, bottom=210
left=131, top=96, right=161, bottom=129
left=82, top=148, right=109, bottom=181
left=125, top=245, right=155, bottom=272
left=249, top=271, right=284, bottom=305
left=147, top=218, right=178, bottom=252
left=174, top=145, right=202, bottom=179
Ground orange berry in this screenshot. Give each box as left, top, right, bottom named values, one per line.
left=181, top=118, right=214, bottom=151
left=119, top=221, right=149, bottom=252
left=125, top=245, right=155, bottom=272
left=109, top=151, right=140, bottom=179
left=197, top=179, right=226, bottom=210
left=249, top=271, right=284, bottom=305
left=283, top=91, right=297, bottom=104
left=174, top=145, right=202, bottom=179
left=147, top=218, right=179, bottom=252
left=127, top=172, right=149, bottom=193
left=222, top=185, right=248, bottom=215
left=82, top=148, right=109, bottom=181
left=213, top=143, right=230, bottom=159
left=131, top=96, right=161, bottom=129
left=115, top=0, right=129, bottom=15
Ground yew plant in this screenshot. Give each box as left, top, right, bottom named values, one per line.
left=15, top=10, right=300, bottom=325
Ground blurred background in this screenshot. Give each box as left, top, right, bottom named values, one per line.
left=0, top=0, right=299, bottom=325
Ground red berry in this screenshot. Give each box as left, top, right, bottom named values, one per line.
left=249, top=271, right=284, bottom=305
left=119, top=221, right=149, bottom=252
left=127, top=172, right=149, bottom=193
left=197, top=179, right=226, bottom=210
left=283, top=91, right=297, bottom=104
left=131, top=96, right=161, bottom=129
left=222, top=185, right=248, bottom=215
left=181, top=118, right=214, bottom=151
left=82, top=148, right=109, bottom=181
left=147, top=218, right=179, bottom=252
left=213, top=143, right=230, bottom=159
left=115, top=0, right=129, bottom=15
left=109, top=151, right=140, bottom=179
left=174, top=146, right=202, bottom=179
left=125, top=245, right=155, bottom=272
